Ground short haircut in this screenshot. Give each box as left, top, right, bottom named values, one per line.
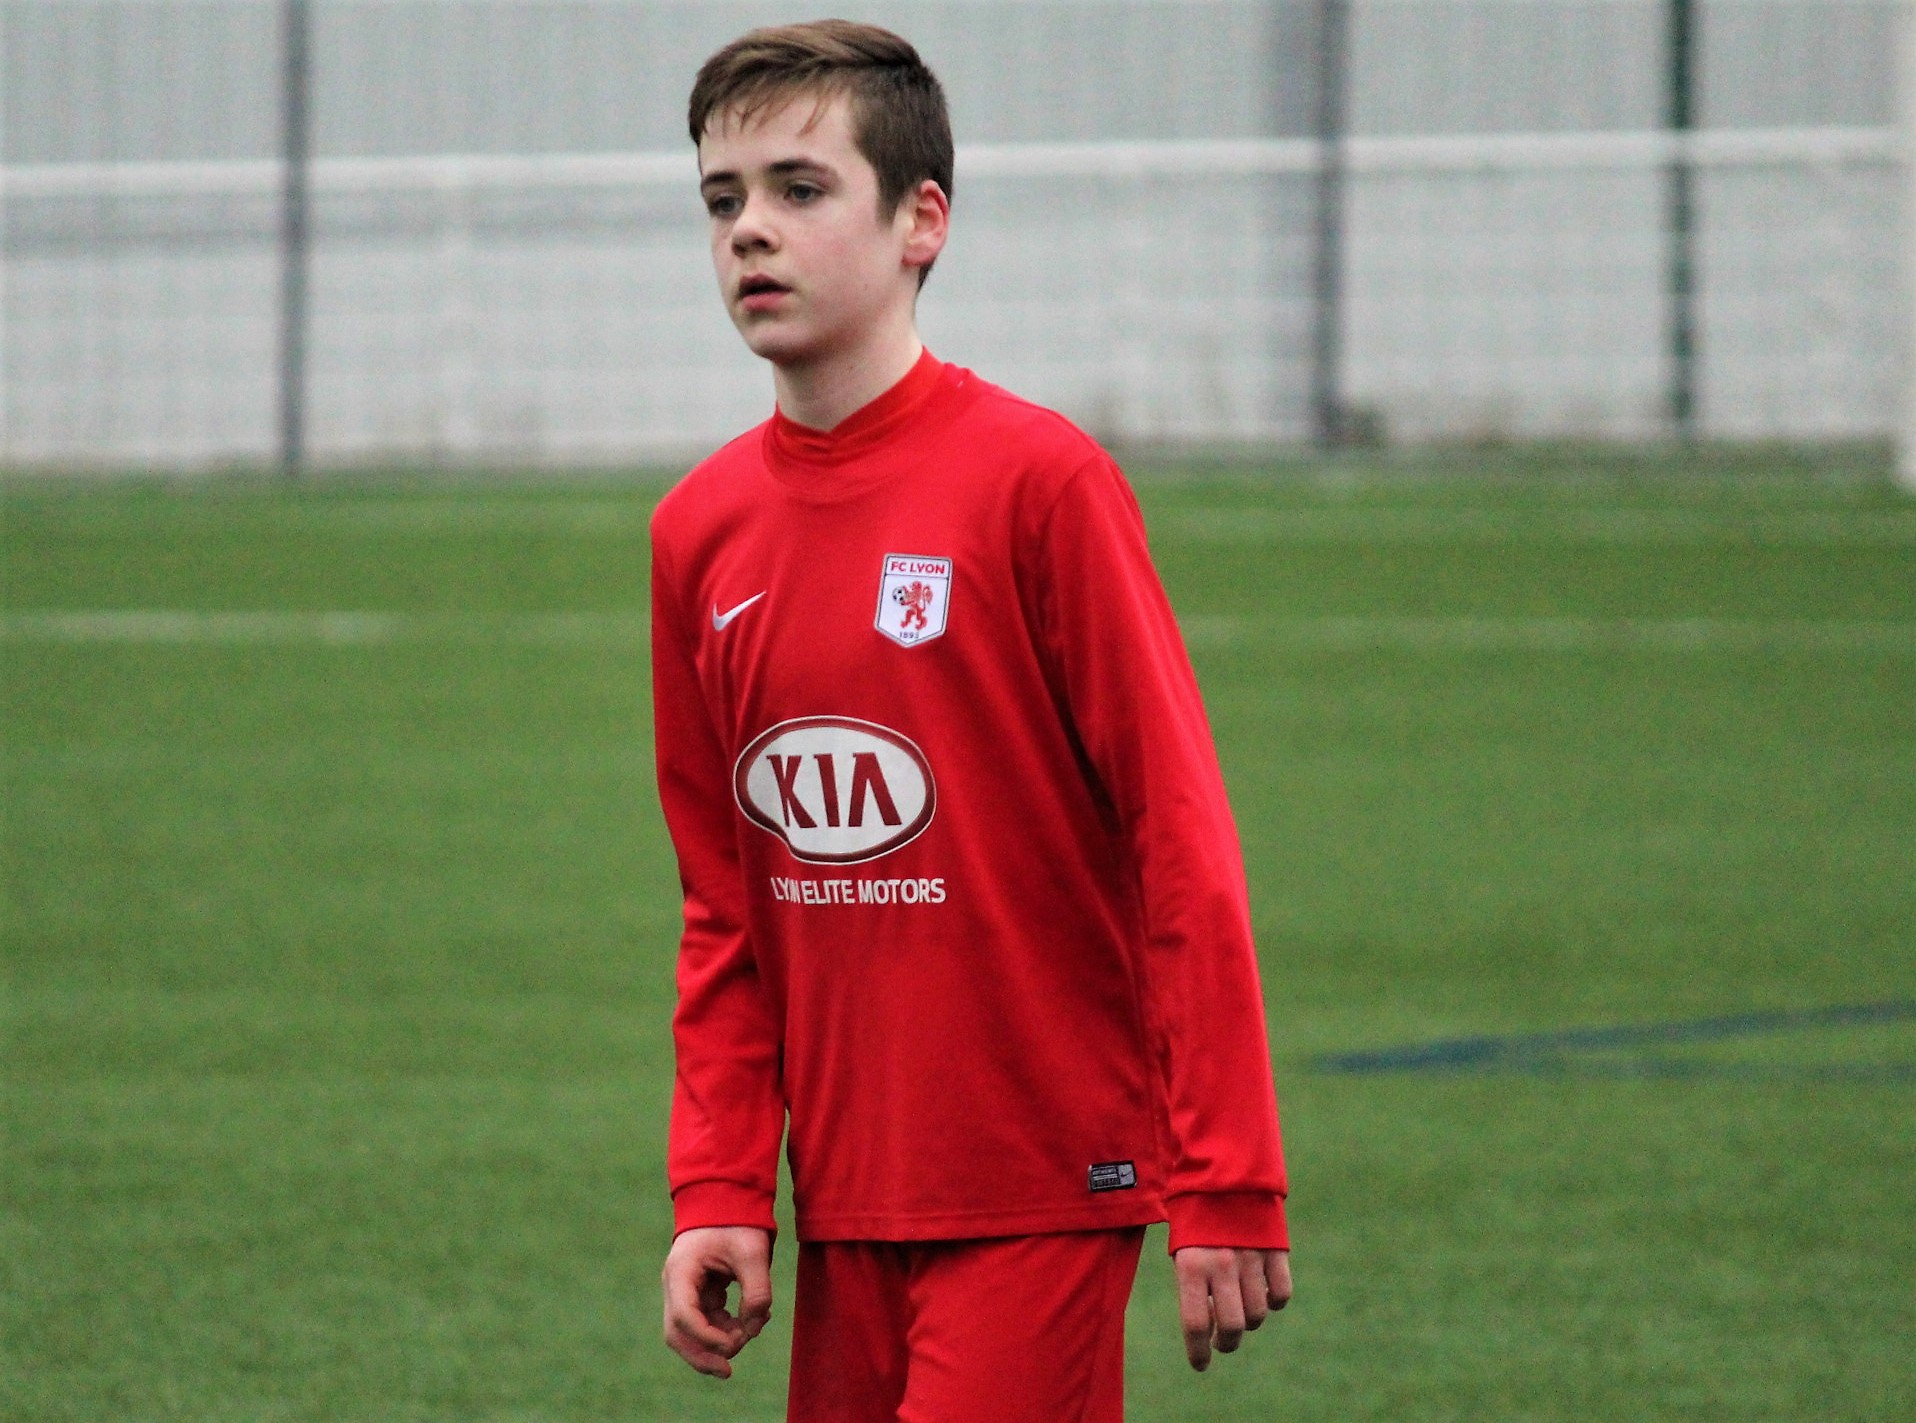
left=688, top=20, right=954, bottom=219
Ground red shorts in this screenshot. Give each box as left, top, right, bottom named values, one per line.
left=787, top=1228, right=1147, bottom=1423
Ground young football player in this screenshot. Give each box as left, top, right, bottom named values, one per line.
left=652, top=20, right=1291, bottom=1420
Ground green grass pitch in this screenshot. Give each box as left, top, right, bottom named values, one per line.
left=4, top=451, right=1913, bottom=1421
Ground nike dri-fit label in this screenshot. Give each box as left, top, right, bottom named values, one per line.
left=1088, top=1161, right=1138, bottom=1192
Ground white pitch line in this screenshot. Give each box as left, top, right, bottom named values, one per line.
left=1178, top=615, right=1916, bottom=653
left=4, top=610, right=1913, bottom=654
left=0, top=611, right=649, bottom=646
left=302, top=502, right=653, bottom=533
left=8, top=499, right=657, bottom=534
left=1168, top=507, right=1916, bottom=545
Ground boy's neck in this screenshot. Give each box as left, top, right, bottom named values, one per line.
left=773, top=323, right=925, bottom=433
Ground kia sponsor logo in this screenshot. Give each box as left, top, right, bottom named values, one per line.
left=734, top=716, right=936, bottom=864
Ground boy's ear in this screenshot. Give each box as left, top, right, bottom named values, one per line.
left=900, top=179, right=950, bottom=273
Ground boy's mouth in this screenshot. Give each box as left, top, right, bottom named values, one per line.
left=737, top=275, right=791, bottom=309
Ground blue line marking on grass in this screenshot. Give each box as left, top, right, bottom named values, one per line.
left=1313, top=1001, right=1916, bottom=1083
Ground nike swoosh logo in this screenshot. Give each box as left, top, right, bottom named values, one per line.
left=711, top=592, right=766, bottom=631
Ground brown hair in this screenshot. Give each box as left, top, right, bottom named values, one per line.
left=688, top=20, right=954, bottom=219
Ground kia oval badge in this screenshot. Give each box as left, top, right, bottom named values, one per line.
left=733, top=716, right=937, bottom=864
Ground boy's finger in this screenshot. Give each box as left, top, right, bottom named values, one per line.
left=668, top=1293, right=742, bottom=1354
left=664, top=1316, right=738, bottom=1379
left=735, top=1252, right=774, bottom=1340
left=1209, top=1258, right=1248, bottom=1354
left=1266, top=1249, right=1294, bottom=1310
left=667, top=1302, right=746, bottom=1367
left=1237, top=1251, right=1270, bottom=1332
left=1175, top=1256, right=1215, bottom=1371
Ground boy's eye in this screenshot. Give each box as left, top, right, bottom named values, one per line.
left=787, top=182, right=822, bottom=203
left=705, top=193, right=742, bottom=218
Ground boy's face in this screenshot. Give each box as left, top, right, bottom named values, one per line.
left=698, top=92, right=942, bottom=370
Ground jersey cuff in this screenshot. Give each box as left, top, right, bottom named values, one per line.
left=672, top=1180, right=778, bottom=1238
left=1165, top=1191, right=1289, bottom=1253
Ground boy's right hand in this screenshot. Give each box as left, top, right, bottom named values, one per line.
left=661, top=1225, right=774, bottom=1378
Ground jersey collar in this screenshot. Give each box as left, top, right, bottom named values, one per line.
left=767, top=349, right=953, bottom=473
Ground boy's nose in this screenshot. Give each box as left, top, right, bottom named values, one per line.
left=730, top=194, right=778, bottom=252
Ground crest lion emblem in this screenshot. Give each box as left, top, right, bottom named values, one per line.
left=892, top=581, right=935, bottom=631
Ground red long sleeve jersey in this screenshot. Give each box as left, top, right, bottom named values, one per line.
left=650, top=353, right=1288, bottom=1251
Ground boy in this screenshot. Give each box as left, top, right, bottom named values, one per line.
left=652, top=21, right=1291, bottom=1420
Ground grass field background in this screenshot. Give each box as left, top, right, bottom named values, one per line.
left=4, top=451, right=1913, bottom=1421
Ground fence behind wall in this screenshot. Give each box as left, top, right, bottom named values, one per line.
left=1, top=0, right=1909, bottom=470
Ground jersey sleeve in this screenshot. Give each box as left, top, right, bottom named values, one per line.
left=650, top=529, right=784, bottom=1238
left=1026, top=456, right=1289, bottom=1253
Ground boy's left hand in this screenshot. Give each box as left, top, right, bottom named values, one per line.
left=1173, top=1246, right=1292, bottom=1371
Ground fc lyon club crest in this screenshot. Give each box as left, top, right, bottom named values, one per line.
left=875, top=553, right=952, bottom=647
